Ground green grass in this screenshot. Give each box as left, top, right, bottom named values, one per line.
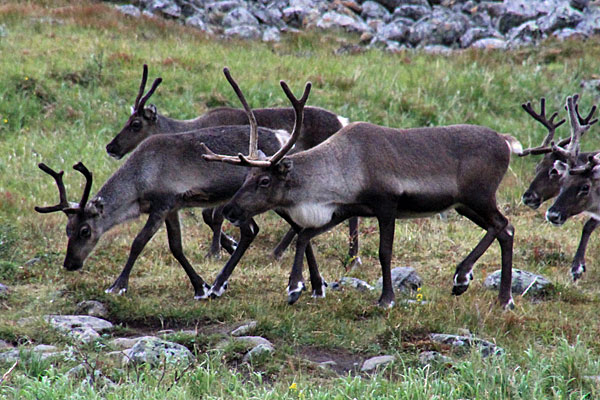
left=3, top=1, right=600, bottom=398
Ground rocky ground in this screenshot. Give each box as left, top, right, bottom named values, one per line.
left=113, top=0, right=600, bottom=52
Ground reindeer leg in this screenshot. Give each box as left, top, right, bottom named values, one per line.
left=455, top=205, right=514, bottom=309
left=376, top=215, right=395, bottom=308
left=165, top=212, right=211, bottom=299
left=208, top=218, right=259, bottom=298
left=202, top=207, right=237, bottom=259
left=106, top=212, right=165, bottom=295
left=272, top=228, right=296, bottom=260
left=571, top=217, right=599, bottom=281
left=347, top=217, right=362, bottom=270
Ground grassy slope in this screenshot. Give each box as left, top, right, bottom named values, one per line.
left=2, top=1, right=600, bottom=398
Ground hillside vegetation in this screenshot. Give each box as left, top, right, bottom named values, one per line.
left=2, top=1, right=600, bottom=398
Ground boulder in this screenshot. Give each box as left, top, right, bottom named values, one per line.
left=123, top=337, right=194, bottom=366
left=223, top=25, right=261, bottom=39
left=392, top=4, right=432, bottom=21
left=376, top=266, right=421, bottom=294
left=45, top=315, right=113, bottom=344
left=470, top=38, right=507, bottom=49
left=497, top=0, right=551, bottom=34
left=537, top=4, right=584, bottom=34
left=361, top=1, right=391, bottom=22
left=231, top=321, right=258, bottom=336
left=116, top=5, right=141, bottom=17
left=242, top=343, right=274, bottom=362
left=483, top=269, right=553, bottom=296
left=316, top=11, right=371, bottom=33
left=408, top=6, right=471, bottom=46
left=223, top=7, right=259, bottom=28
left=430, top=333, right=504, bottom=357
left=361, top=355, right=395, bottom=372
left=76, top=300, right=109, bottom=319
left=330, top=277, right=375, bottom=292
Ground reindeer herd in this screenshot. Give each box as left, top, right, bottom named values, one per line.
left=34, top=64, right=599, bottom=310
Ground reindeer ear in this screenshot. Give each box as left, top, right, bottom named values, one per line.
left=550, top=160, right=568, bottom=178
left=592, top=165, right=600, bottom=180
left=143, top=104, right=158, bottom=121
left=276, top=158, right=293, bottom=177
left=257, top=150, right=268, bottom=160
left=86, top=198, right=104, bottom=217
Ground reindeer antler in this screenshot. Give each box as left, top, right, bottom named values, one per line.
left=73, top=162, right=93, bottom=209
left=34, top=163, right=70, bottom=213
left=133, top=64, right=162, bottom=114
left=519, top=97, right=566, bottom=157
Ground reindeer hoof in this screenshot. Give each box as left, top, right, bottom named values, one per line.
left=311, top=280, right=328, bottom=298
left=194, top=283, right=212, bottom=300
left=452, top=284, right=469, bottom=296
left=208, top=281, right=228, bottom=299
left=206, top=251, right=222, bottom=260
left=572, top=263, right=586, bottom=281
left=501, top=297, right=515, bottom=310
left=377, top=298, right=395, bottom=308
left=105, top=283, right=127, bottom=295
left=287, top=281, right=305, bottom=304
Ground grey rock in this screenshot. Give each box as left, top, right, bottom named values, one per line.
left=242, top=343, right=274, bottom=362
left=205, top=0, right=241, bottom=14
left=418, top=350, right=452, bottom=366
left=186, top=15, right=213, bottom=32
left=361, top=355, right=395, bottom=372
left=0, top=349, right=20, bottom=363
left=24, top=257, right=41, bottom=266
left=392, top=4, right=431, bottom=21
left=110, top=336, right=156, bottom=350
left=361, top=1, right=391, bottom=21
left=379, top=0, right=428, bottom=11
left=376, top=18, right=412, bottom=42
left=223, top=7, right=259, bottom=28
left=66, top=364, right=86, bottom=378
left=124, top=337, right=193, bottom=366
left=537, top=5, right=584, bottom=34
left=376, top=266, right=421, bottom=294
left=483, top=269, right=553, bottom=296
left=180, top=2, right=203, bottom=18
left=318, top=360, right=337, bottom=369
left=570, top=0, right=589, bottom=11
left=580, top=79, right=600, bottom=91
left=231, top=321, right=258, bottom=336
left=317, top=11, right=371, bottom=34
left=76, top=300, right=108, bottom=319
left=223, top=25, right=261, bottom=39
left=507, top=20, right=543, bottom=44
left=497, top=0, right=551, bottom=34
left=408, top=6, right=471, bottom=46
left=32, top=344, right=58, bottom=353
left=233, top=336, right=273, bottom=348
left=576, top=8, right=600, bottom=35
left=430, top=333, right=504, bottom=357
left=552, top=27, right=587, bottom=40
left=251, top=4, right=285, bottom=27
left=0, top=283, right=8, bottom=296
left=422, top=44, right=454, bottom=54
left=460, top=26, right=501, bottom=48
left=158, top=3, right=182, bottom=19
left=262, top=26, right=281, bottom=42
left=470, top=38, right=507, bottom=49
left=331, top=277, right=374, bottom=292
left=45, top=315, right=113, bottom=333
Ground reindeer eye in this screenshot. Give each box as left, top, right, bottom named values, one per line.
left=80, top=226, right=91, bottom=238
left=130, top=120, right=142, bottom=131
left=580, top=184, right=591, bottom=195
left=258, top=176, right=271, bottom=188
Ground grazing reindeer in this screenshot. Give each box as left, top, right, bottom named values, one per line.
left=106, top=64, right=361, bottom=267
left=203, top=83, right=522, bottom=309
left=34, top=70, right=317, bottom=300
left=543, top=96, right=600, bottom=280
left=520, top=96, right=598, bottom=280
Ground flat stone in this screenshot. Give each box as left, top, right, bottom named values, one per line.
left=331, top=277, right=374, bottom=292
left=32, top=344, right=58, bottom=353
left=231, top=321, right=258, bottom=336
left=483, top=269, right=553, bottom=296
left=0, top=349, right=20, bottom=363
left=242, top=343, right=274, bottom=362
left=110, top=336, right=157, bottom=350
left=361, top=355, right=395, bottom=372
left=430, top=333, right=504, bottom=357
left=45, top=315, right=113, bottom=333
left=470, top=38, right=507, bottom=49
left=123, top=337, right=194, bottom=366
left=418, top=351, right=452, bottom=366
left=233, top=336, right=273, bottom=348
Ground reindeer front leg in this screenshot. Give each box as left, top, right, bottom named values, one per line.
left=571, top=218, right=599, bottom=281
left=165, top=212, right=211, bottom=299
left=106, top=212, right=165, bottom=295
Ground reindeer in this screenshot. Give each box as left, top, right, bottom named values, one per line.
left=106, top=64, right=361, bottom=267
left=202, top=82, right=522, bottom=309
left=34, top=69, right=326, bottom=300
left=519, top=96, right=598, bottom=280
left=541, top=96, right=600, bottom=280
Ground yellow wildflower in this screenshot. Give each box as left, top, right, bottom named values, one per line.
left=3, top=119, right=7, bottom=124
left=25, top=76, right=29, bottom=80
left=289, top=383, right=297, bottom=390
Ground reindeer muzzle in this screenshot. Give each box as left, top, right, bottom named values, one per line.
left=522, top=190, right=542, bottom=209
left=546, top=208, right=567, bottom=226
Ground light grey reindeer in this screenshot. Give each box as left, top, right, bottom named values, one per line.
left=542, top=95, right=600, bottom=280
left=34, top=69, right=326, bottom=300
left=519, top=96, right=598, bottom=281
left=203, top=85, right=522, bottom=308
left=106, top=64, right=361, bottom=267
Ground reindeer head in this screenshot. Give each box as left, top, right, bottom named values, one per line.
left=35, top=162, right=104, bottom=270
left=200, top=68, right=311, bottom=225
left=106, top=64, right=163, bottom=159
left=520, top=96, right=597, bottom=209
left=545, top=96, right=599, bottom=225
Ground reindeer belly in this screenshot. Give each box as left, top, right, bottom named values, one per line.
left=287, top=202, right=336, bottom=228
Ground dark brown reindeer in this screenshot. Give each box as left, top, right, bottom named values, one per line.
left=106, top=64, right=361, bottom=267
left=203, top=85, right=522, bottom=308
left=543, top=96, right=600, bottom=280
left=520, top=96, right=598, bottom=280
left=34, top=69, right=323, bottom=300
